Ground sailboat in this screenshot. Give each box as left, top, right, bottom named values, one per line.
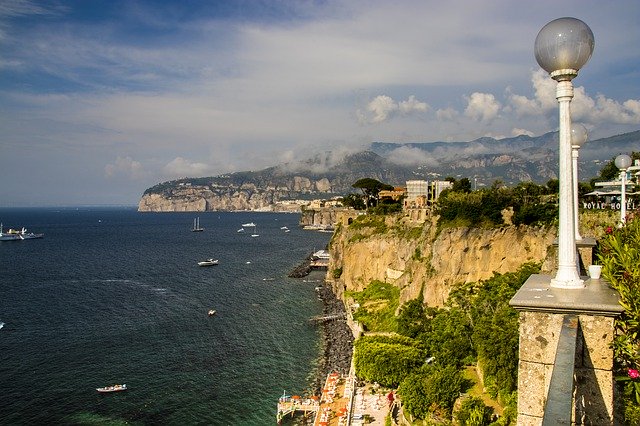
left=251, top=224, right=259, bottom=237
left=192, top=217, right=204, bottom=232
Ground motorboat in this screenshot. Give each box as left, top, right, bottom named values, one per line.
left=208, top=309, right=217, bottom=316
left=241, top=222, right=256, bottom=227
left=96, top=384, right=127, bottom=393
left=198, top=259, right=219, bottom=267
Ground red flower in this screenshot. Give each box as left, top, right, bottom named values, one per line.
left=628, top=369, right=639, bottom=379
left=605, top=226, right=613, bottom=235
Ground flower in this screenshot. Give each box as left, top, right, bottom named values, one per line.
left=628, top=369, right=639, bottom=379
left=605, top=226, right=614, bottom=235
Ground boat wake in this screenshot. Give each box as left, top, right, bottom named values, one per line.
left=0, top=322, right=4, bottom=330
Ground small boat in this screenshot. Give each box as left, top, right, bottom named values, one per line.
left=241, top=222, right=256, bottom=227
left=250, top=224, right=259, bottom=237
left=0, top=224, right=44, bottom=241
left=192, top=217, right=204, bottom=232
left=237, top=228, right=245, bottom=233
left=208, top=309, right=217, bottom=316
left=96, top=384, right=127, bottom=393
left=198, top=259, right=219, bottom=267
left=280, top=226, right=288, bottom=230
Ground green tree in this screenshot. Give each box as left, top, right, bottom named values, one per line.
left=546, top=179, right=559, bottom=194
left=341, top=193, right=366, bottom=210
left=399, top=365, right=469, bottom=418
left=453, top=178, right=472, bottom=193
left=352, top=178, right=393, bottom=207
left=354, top=335, right=426, bottom=387
left=419, top=308, right=473, bottom=368
left=455, top=397, right=494, bottom=426
left=397, top=297, right=426, bottom=339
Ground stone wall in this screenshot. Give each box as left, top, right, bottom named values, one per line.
left=516, top=311, right=618, bottom=425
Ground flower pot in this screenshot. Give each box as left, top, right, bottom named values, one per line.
left=588, top=264, right=602, bottom=279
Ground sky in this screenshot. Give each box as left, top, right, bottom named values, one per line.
left=1, top=0, right=639, bottom=206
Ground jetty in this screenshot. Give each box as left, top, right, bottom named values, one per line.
left=277, top=372, right=355, bottom=425
left=276, top=393, right=320, bottom=424
left=309, top=313, right=346, bottom=323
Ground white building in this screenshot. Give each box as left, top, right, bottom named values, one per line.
left=404, top=179, right=452, bottom=208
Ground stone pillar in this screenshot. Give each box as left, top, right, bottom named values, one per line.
left=510, top=274, right=623, bottom=425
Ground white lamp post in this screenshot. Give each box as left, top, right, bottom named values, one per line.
left=571, top=123, right=588, bottom=240
left=615, top=154, right=632, bottom=225
left=535, top=17, right=594, bottom=288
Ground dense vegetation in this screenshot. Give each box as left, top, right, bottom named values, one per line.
left=350, top=263, right=540, bottom=424
left=599, top=215, right=640, bottom=424
left=436, top=180, right=559, bottom=229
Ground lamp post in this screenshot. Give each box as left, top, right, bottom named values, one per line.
left=615, top=154, right=632, bottom=225
left=535, top=17, right=594, bottom=288
left=571, top=123, right=588, bottom=240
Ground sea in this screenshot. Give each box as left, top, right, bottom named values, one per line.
left=0, top=207, right=332, bottom=425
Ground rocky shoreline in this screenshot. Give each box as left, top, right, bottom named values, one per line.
left=309, top=282, right=354, bottom=394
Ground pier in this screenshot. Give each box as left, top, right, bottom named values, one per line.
left=309, top=313, right=346, bottom=323
left=276, top=393, right=320, bottom=424
left=276, top=372, right=355, bottom=425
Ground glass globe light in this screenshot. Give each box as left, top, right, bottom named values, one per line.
left=534, top=17, right=595, bottom=74
left=615, top=154, right=632, bottom=170
left=570, top=123, right=588, bottom=147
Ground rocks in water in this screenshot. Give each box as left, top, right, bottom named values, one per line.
left=288, top=255, right=313, bottom=278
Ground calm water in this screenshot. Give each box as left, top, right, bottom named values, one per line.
left=0, top=208, right=331, bottom=425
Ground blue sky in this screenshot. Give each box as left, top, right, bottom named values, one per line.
left=1, top=0, right=639, bottom=206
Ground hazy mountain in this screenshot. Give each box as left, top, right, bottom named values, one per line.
left=139, top=130, right=640, bottom=211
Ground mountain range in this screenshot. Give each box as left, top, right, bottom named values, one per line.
left=138, top=130, right=640, bottom=212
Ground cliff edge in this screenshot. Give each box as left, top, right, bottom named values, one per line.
left=326, top=214, right=556, bottom=307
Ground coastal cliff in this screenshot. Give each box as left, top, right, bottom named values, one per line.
left=327, top=214, right=556, bottom=307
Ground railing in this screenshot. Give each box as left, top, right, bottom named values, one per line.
left=542, top=314, right=578, bottom=425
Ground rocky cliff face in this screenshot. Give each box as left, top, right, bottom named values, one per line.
left=327, top=215, right=556, bottom=307
left=138, top=184, right=302, bottom=212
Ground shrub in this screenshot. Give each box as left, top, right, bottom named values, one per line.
left=332, top=268, right=343, bottom=279
left=598, top=216, right=640, bottom=417
left=347, top=280, right=399, bottom=332
left=354, top=335, right=425, bottom=387
left=455, top=397, right=494, bottom=426
left=398, top=365, right=469, bottom=418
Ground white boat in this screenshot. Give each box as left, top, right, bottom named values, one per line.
left=237, top=228, right=245, bottom=233
left=0, top=224, right=44, bottom=241
left=192, top=217, right=204, bottom=232
left=242, top=222, right=256, bottom=227
left=96, top=384, right=127, bottom=393
left=250, top=224, right=259, bottom=237
left=198, top=259, right=219, bottom=267
left=208, top=309, right=217, bottom=316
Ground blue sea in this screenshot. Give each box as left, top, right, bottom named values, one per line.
left=0, top=207, right=332, bottom=425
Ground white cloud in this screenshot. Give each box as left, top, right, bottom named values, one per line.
left=358, top=94, right=430, bottom=124
left=105, top=156, right=146, bottom=180
left=512, top=128, right=535, bottom=137
left=367, top=95, right=397, bottom=123
left=464, top=92, right=501, bottom=122
left=163, top=157, right=214, bottom=179
left=436, top=107, right=459, bottom=122
left=399, top=95, right=429, bottom=114
left=386, top=146, right=439, bottom=167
